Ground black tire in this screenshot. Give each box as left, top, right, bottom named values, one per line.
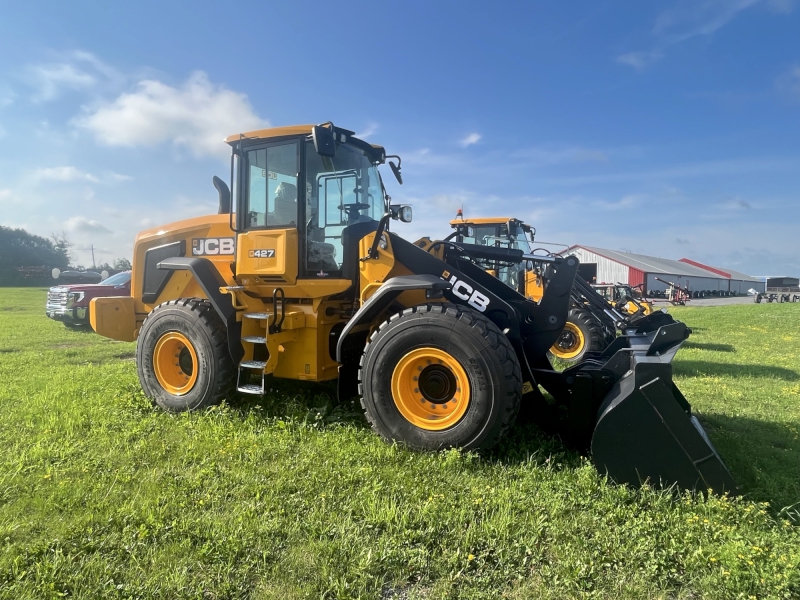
left=136, top=298, right=235, bottom=412
left=754, top=293, right=762, bottom=303
left=548, top=307, right=608, bottom=364
left=359, top=303, right=521, bottom=451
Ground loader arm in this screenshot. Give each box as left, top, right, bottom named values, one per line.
left=412, top=234, right=737, bottom=495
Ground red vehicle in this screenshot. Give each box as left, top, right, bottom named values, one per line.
left=46, top=271, right=131, bottom=328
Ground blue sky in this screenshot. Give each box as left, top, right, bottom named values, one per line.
left=1, top=0, right=798, bottom=275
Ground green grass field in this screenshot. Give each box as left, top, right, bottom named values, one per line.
left=0, top=288, right=798, bottom=599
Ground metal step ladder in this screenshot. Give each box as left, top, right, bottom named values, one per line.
left=236, top=289, right=286, bottom=395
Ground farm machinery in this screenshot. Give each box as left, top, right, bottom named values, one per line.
left=89, top=123, right=737, bottom=495
left=590, top=282, right=654, bottom=317
left=754, top=278, right=800, bottom=303
left=443, top=216, right=658, bottom=364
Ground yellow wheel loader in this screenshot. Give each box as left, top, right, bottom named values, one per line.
left=591, top=283, right=655, bottom=317
left=443, top=216, right=614, bottom=364
left=90, top=123, right=736, bottom=494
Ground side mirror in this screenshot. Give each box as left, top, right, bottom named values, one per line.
left=312, top=125, right=336, bottom=157
left=389, top=160, right=402, bottom=184
left=390, top=204, right=412, bottom=223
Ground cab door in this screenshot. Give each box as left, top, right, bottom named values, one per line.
left=236, top=141, right=300, bottom=285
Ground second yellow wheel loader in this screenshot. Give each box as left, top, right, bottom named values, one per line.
left=442, top=216, right=616, bottom=363
left=90, top=123, right=737, bottom=495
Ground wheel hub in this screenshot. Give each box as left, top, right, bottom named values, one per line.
left=153, top=331, right=198, bottom=396
left=550, top=321, right=585, bottom=360
left=418, top=364, right=457, bottom=404
left=391, top=347, right=471, bottom=431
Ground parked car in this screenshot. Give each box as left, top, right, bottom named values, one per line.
left=46, top=271, right=131, bottom=328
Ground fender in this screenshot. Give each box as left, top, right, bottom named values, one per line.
left=156, top=256, right=244, bottom=363
left=335, top=274, right=450, bottom=364
left=335, top=274, right=450, bottom=401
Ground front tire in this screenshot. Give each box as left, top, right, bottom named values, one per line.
left=136, top=298, right=235, bottom=412
left=548, top=307, right=607, bottom=364
left=359, top=304, right=521, bottom=451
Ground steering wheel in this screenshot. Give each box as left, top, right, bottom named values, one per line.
left=338, top=203, right=371, bottom=212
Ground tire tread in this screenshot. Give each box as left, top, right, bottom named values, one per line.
left=358, top=303, right=521, bottom=450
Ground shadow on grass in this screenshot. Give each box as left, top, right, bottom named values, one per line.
left=697, top=412, right=800, bottom=511
left=682, top=341, right=736, bottom=353
left=674, top=361, right=800, bottom=381
left=232, top=378, right=370, bottom=429
left=183, top=376, right=799, bottom=511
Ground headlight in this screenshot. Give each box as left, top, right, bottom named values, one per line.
left=68, top=291, right=85, bottom=306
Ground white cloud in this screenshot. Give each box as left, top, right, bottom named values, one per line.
left=654, top=0, right=761, bottom=42
left=618, top=0, right=776, bottom=70
left=26, top=51, right=121, bottom=102
left=33, top=166, right=100, bottom=183
left=460, top=133, right=481, bottom=147
left=108, top=172, right=133, bottom=182
left=65, top=216, right=112, bottom=234
left=29, top=63, right=96, bottom=102
left=595, top=194, right=646, bottom=210
left=716, top=198, right=752, bottom=210
left=356, top=123, right=378, bottom=139
left=75, top=71, right=268, bottom=159
left=616, top=51, right=663, bottom=70
left=0, top=189, right=13, bottom=201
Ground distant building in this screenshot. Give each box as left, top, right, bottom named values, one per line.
left=565, top=245, right=765, bottom=294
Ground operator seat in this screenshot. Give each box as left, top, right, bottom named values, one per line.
left=272, top=182, right=297, bottom=226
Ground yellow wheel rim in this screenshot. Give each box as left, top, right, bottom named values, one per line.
left=391, top=347, right=471, bottom=431
left=550, top=321, right=585, bottom=360
left=153, top=332, right=198, bottom=395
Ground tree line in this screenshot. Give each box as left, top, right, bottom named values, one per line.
left=0, top=226, right=131, bottom=286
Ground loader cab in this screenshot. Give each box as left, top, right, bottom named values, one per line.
left=230, top=126, right=386, bottom=286
left=451, top=218, right=534, bottom=292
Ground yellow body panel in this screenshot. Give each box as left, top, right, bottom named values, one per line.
left=90, top=296, right=137, bottom=341
left=225, top=124, right=315, bottom=144
left=525, top=270, right=544, bottom=302
left=223, top=124, right=387, bottom=158
left=132, top=214, right=237, bottom=313
left=358, top=232, right=426, bottom=308
left=449, top=217, right=512, bottom=226
left=236, top=229, right=299, bottom=285
left=359, top=232, right=396, bottom=302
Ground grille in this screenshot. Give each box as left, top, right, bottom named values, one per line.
left=47, top=289, right=69, bottom=309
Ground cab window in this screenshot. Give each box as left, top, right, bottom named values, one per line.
left=303, top=141, right=383, bottom=276
left=245, top=142, right=299, bottom=228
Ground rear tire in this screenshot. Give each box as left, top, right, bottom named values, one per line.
left=137, top=298, right=235, bottom=412
left=359, top=303, right=521, bottom=451
left=548, top=307, right=608, bottom=364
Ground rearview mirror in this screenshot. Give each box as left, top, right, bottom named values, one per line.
left=312, top=125, right=336, bottom=157
left=389, top=160, right=402, bottom=184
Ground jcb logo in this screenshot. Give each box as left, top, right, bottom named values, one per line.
left=248, top=249, right=276, bottom=259
left=192, top=237, right=235, bottom=256
left=442, top=271, right=491, bottom=312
